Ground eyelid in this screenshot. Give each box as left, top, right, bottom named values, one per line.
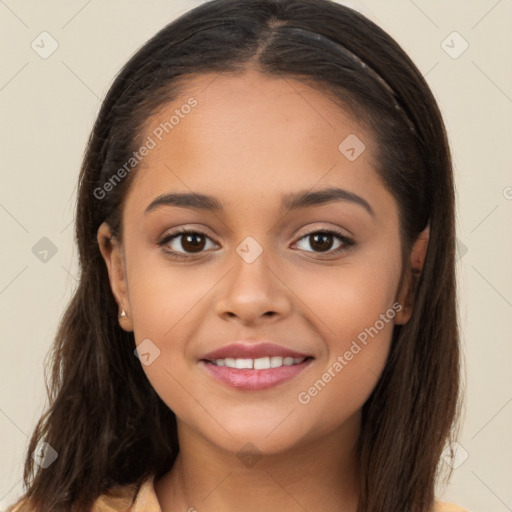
left=294, top=222, right=352, bottom=239
left=157, top=224, right=355, bottom=259
left=292, top=227, right=354, bottom=255
left=156, top=224, right=217, bottom=243
left=157, top=227, right=218, bottom=256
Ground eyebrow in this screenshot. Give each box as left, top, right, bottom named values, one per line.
left=144, top=186, right=375, bottom=217
left=282, top=187, right=375, bottom=217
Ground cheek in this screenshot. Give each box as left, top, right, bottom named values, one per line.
left=124, top=250, right=216, bottom=413
left=293, top=253, right=400, bottom=420
left=126, top=245, right=214, bottom=341
left=300, top=247, right=401, bottom=345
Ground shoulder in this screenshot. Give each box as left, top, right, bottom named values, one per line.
left=5, top=497, right=36, bottom=512
left=6, top=488, right=470, bottom=512
left=434, top=499, right=472, bottom=512
left=4, top=475, right=155, bottom=512
left=89, top=480, right=143, bottom=512
left=5, top=496, right=40, bottom=512
left=88, top=474, right=161, bottom=512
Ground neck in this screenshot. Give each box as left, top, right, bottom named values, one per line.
left=155, top=412, right=361, bottom=512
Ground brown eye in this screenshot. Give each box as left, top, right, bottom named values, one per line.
left=294, top=230, right=354, bottom=256
left=179, top=232, right=207, bottom=253
left=158, top=229, right=217, bottom=258
left=308, top=233, right=335, bottom=252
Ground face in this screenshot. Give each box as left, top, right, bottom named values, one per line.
left=98, top=69, right=427, bottom=456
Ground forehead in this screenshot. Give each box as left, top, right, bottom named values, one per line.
left=124, top=69, right=385, bottom=216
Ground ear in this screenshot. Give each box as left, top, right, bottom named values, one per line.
left=394, top=225, right=430, bottom=325
left=97, top=222, right=133, bottom=332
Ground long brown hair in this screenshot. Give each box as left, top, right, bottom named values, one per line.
left=10, top=1, right=460, bottom=511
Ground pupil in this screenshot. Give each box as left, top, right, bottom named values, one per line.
left=311, top=233, right=332, bottom=252
left=183, top=233, right=205, bottom=252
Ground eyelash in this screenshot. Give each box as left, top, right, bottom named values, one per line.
left=157, top=227, right=355, bottom=260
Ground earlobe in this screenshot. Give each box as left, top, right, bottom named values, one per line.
left=97, top=222, right=133, bottom=332
left=394, top=225, right=430, bottom=325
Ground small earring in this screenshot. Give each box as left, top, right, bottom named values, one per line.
left=119, top=309, right=127, bottom=319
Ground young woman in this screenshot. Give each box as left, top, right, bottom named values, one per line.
left=7, top=0, right=467, bottom=511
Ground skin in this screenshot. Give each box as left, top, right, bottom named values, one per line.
left=97, top=69, right=429, bottom=512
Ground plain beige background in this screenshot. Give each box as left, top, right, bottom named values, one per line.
left=0, top=1, right=511, bottom=511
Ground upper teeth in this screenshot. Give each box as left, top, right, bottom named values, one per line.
left=212, top=356, right=306, bottom=369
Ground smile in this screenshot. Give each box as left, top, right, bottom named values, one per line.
left=200, top=356, right=314, bottom=390
left=209, top=356, right=308, bottom=369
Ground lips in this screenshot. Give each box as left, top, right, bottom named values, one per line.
left=200, top=358, right=314, bottom=390
left=200, top=342, right=312, bottom=362
left=199, top=341, right=315, bottom=390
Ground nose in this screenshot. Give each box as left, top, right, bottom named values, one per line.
left=214, top=250, right=293, bottom=325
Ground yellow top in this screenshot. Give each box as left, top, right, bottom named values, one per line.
left=6, top=473, right=471, bottom=512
